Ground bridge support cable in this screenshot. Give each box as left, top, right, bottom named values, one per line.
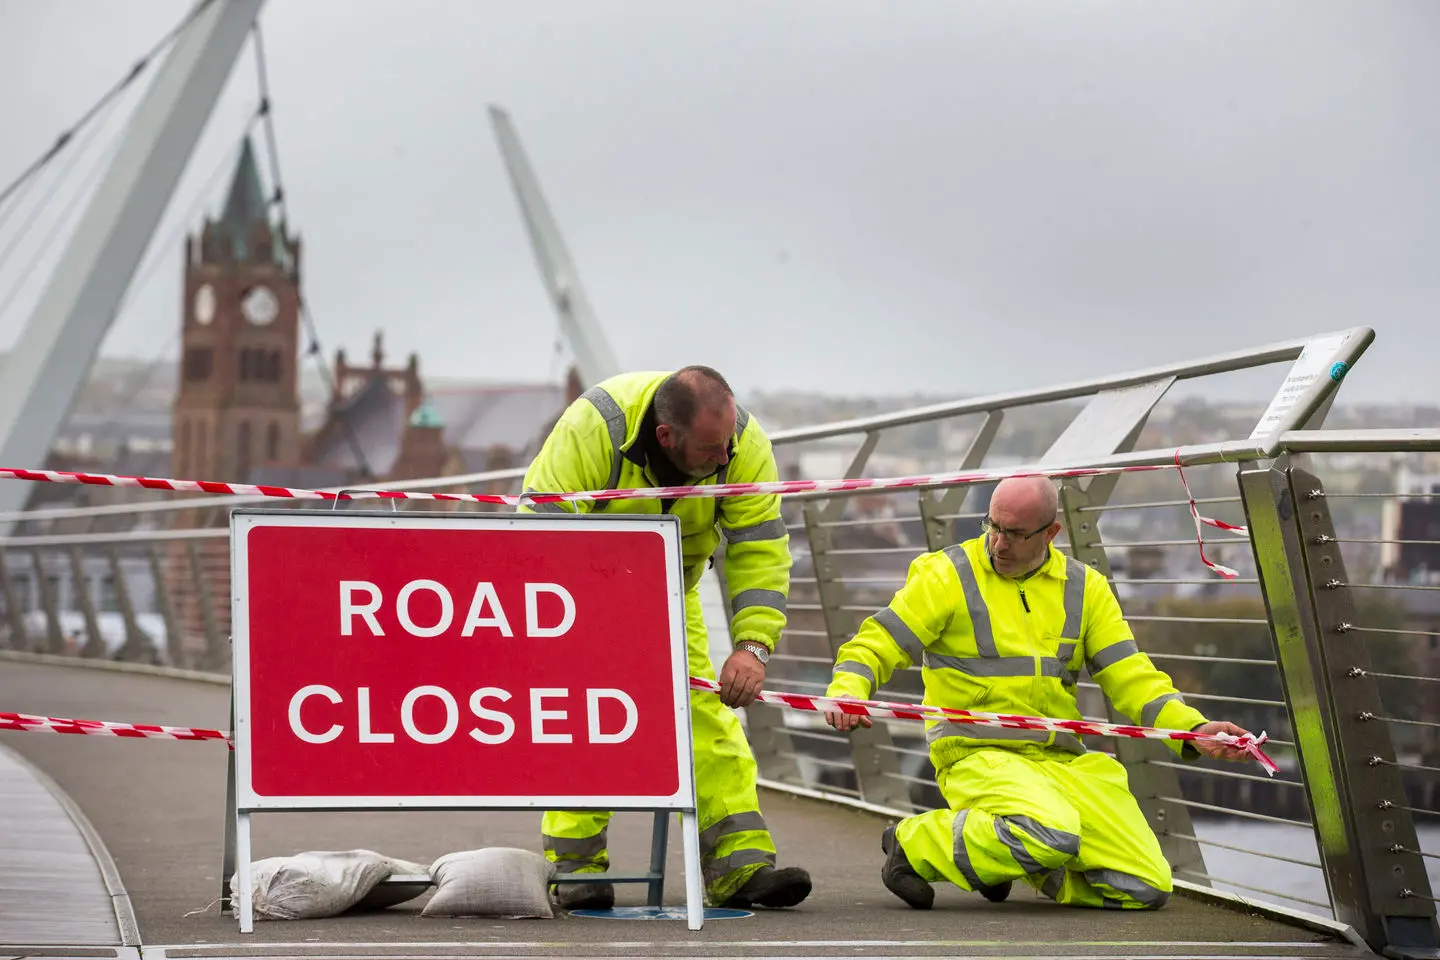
left=0, top=0, right=220, bottom=219
left=247, top=21, right=374, bottom=481
left=0, top=0, right=267, bottom=530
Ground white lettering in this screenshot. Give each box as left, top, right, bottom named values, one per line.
left=289, top=685, right=343, bottom=743
left=288, top=685, right=642, bottom=746
left=587, top=688, right=638, bottom=744
left=357, top=687, right=394, bottom=743
left=468, top=687, right=515, bottom=744
left=400, top=685, right=459, bottom=744
left=530, top=687, right=572, bottom=743
left=339, top=581, right=383, bottom=636
left=525, top=583, right=575, bottom=638
left=461, top=582, right=514, bottom=637
left=396, top=580, right=453, bottom=638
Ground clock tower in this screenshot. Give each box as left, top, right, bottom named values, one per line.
left=173, top=136, right=302, bottom=483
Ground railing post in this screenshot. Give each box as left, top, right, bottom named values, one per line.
left=187, top=540, right=226, bottom=672
left=1057, top=480, right=1208, bottom=884
left=1239, top=463, right=1439, bottom=958
left=31, top=550, right=65, bottom=654
left=68, top=547, right=106, bottom=658
left=803, top=500, right=910, bottom=809
left=147, top=544, right=184, bottom=667
left=0, top=551, right=29, bottom=649
left=108, top=546, right=153, bottom=663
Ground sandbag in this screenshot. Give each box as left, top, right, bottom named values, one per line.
left=229, top=849, right=423, bottom=920
left=421, top=847, right=556, bottom=919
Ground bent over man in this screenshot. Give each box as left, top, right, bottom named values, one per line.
left=520, top=365, right=812, bottom=911
left=826, top=476, right=1254, bottom=910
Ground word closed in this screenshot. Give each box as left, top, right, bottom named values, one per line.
left=289, top=684, right=638, bottom=746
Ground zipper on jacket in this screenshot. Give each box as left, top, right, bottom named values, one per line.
left=1018, top=586, right=1031, bottom=613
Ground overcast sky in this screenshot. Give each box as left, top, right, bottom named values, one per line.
left=0, top=0, right=1436, bottom=405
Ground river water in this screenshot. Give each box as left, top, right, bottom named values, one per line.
left=1193, top=819, right=1440, bottom=917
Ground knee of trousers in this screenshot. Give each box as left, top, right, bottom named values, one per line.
left=988, top=812, right=1081, bottom=873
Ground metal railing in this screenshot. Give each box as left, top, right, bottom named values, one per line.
left=4, top=325, right=1440, bottom=955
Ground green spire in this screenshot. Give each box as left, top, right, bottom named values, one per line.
left=409, top=401, right=445, bottom=429
left=217, top=137, right=270, bottom=260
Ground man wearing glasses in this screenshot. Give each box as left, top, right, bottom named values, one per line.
left=823, top=475, right=1255, bottom=910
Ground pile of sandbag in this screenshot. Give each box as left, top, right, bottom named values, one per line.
left=229, top=846, right=557, bottom=921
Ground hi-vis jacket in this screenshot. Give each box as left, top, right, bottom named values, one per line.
left=518, top=371, right=791, bottom=651
left=826, top=538, right=1208, bottom=770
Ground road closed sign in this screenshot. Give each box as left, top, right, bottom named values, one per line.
left=229, top=509, right=694, bottom=812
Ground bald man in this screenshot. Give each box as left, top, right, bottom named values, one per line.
left=520, top=366, right=810, bottom=912
left=824, top=476, right=1255, bottom=910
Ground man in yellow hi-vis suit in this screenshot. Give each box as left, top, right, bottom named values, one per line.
left=520, top=365, right=811, bottom=912
left=826, top=476, right=1254, bottom=910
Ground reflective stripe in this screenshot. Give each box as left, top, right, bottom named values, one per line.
left=723, top=517, right=788, bottom=543
left=732, top=588, right=786, bottom=615
left=1041, top=869, right=1065, bottom=899
left=544, top=832, right=607, bottom=859
left=1002, top=814, right=1080, bottom=858
left=1060, top=557, right=1087, bottom=638
left=927, top=722, right=1086, bottom=755
left=699, top=811, right=769, bottom=853
left=952, top=810, right=986, bottom=890
left=582, top=386, right=628, bottom=490
left=1084, top=869, right=1171, bottom=908
left=874, top=608, right=924, bottom=662
left=943, top=545, right=997, bottom=657
left=521, top=488, right=570, bottom=514
left=923, top=652, right=1066, bottom=679
left=736, top=405, right=751, bottom=438
left=834, top=660, right=876, bottom=689
left=1058, top=642, right=1077, bottom=665
left=993, top=817, right=1045, bottom=874
left=1142, top=692, right=1183, bottom=727
left=1087, top=639, right=1139, bottom=675
left=703, top=847, right=775, bottom=885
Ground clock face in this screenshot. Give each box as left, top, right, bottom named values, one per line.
left=194, top=284, right=216, bottom=325
left=242, top=285, right=279, bottom=326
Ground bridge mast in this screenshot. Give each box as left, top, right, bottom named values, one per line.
left=488, top=107, right=738, bottom=660
left=0, top=0, right=265, bottom=528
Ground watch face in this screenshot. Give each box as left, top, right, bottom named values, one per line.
left=194, top=284, right=215, bottom=325
left=242, top=285, right=279, bottom=325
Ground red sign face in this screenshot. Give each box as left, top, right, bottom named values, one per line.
left=234, top=514, right=688, bottom=808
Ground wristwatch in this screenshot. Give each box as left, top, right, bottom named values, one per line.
left=737, top=641, right=771, bottom=665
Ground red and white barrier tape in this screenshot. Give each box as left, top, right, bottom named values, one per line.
left=1173, top=451, right=1248, bottom=579
left=688, top=677, right=1278, bottom=776
left=2, top=682, right=1277, bottom=776
left=0, top=457, right=1248, bottom=574
left=0, top=710, right=231, bottom=745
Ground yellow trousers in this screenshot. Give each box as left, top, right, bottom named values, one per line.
left=541, top=587, right=778, bottom=905
left=897, top=746, right=1172, bottom=908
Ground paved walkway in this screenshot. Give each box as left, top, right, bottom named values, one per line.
left=0, top=653, right=1373, bottom=959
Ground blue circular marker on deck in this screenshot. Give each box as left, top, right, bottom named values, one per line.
left=568, top=906, right=753, bottom=920
left=1330, top=360, right=1349, bottom=382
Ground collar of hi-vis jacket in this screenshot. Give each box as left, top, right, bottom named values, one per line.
left=982, top=541, right=1074, bottom=584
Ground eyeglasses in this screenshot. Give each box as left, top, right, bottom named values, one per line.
left=980, top=515, right=1054, bottom=542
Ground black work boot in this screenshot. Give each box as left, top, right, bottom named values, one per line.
left=977, top=879, right=1013, bottom=903
left=880, top=824, right=934, bottom=910
left=723, top=865, right=813, bottom=909
left=555, top=880, right=615, bottom=911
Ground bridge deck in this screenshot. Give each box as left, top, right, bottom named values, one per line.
left=0, top=657, right=1370, bottom=959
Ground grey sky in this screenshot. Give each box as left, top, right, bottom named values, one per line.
left=1, top=0, right=1436, bottom=404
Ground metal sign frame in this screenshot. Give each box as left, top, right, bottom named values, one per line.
left=223, top=508, right=703, bottom=932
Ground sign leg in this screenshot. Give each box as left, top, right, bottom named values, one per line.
left=220, top=690, right=236, bottom=913
left=680, top=809, right=703, bottom=930
left=236, top=812, right=254, bottom=933
left=646, top=810, right=669, bottom=907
